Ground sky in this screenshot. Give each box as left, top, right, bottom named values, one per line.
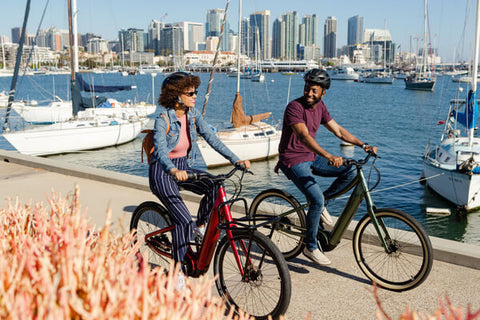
left=1, top=0, right=478, bottom=63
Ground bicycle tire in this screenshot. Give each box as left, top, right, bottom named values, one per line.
left=213, top=229, right=291, bottom=320
left=130, top=201, right=173, bottom=271
left=249, top=189, right=306, bottom=260
left=352, top=208, right=433, bottom=292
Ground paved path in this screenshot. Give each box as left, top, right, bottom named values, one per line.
left=1, top=150, right=479, bottom=319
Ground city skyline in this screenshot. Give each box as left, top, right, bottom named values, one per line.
left=0, top=0, right=477, bottom=62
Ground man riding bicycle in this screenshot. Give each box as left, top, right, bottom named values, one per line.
left=275, top=68, right=377, bottom=265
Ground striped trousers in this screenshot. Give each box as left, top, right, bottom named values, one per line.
left=149, top=157, right=216, bottom=264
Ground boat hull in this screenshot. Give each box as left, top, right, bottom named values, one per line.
left=4, top=118, right=148, bottom=156
left=405, top=79, right=436, bottom=91
left=197, top=123, right=280, bottom=167
left=13, top=101, right=156, bottom=123
left=423, top=159, right=480, bottom=210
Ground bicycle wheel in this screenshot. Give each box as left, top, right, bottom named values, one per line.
left=352, top=208, right=433, bottom=291
left=214, top=229, right=291, bottom=320
left=130, top=201, right=173, bottom=270
left=249, top=189, right=306, bottom=259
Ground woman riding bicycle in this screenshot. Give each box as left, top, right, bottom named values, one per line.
left=275, top=68, right=377, bottom=266
left=149, top=72, right=250, bottom=288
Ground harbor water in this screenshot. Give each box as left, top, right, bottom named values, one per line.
left=1, top=71, right=479, bottom=246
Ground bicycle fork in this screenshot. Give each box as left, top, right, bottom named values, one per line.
left=360, top=170, right=396, bottom=254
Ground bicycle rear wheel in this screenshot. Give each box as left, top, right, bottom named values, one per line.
left=214, top=229, right=291, bottom=320
left=353, top=208, right=433, bottom=291
left=130, top=201, right=173, bottom=270
left=249, top=189, right=306, bottom=260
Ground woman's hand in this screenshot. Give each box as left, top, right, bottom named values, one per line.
left=169, top=168, right=189, bottom=182
left=236, top=160, right=251, bottom=170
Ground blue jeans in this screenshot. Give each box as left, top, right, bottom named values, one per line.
left=279, top=156, right=356, bottom=251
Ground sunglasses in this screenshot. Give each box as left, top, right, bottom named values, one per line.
left=183, top=90, right=198, bottom=97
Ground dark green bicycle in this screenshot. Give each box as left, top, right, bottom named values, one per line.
left=249, top=152, right=433, bottom=292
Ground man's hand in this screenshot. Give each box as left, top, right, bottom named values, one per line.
left=327, top=155, right=343, bottom=168
left=363, top=144, right=378, bottom=155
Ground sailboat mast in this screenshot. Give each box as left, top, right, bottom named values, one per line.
left=423, top=0, right=428, bottom=78
left=469, top=0, right=480, bottom=146
left=2, top=0, right=31, bottom=132
left=236, top=0, right=242, bottom=93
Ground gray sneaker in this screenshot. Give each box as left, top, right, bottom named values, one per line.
left=303, top=247, right=331, bottom=265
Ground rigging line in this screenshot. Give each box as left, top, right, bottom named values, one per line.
left=333, top=172, right=446, bottom=200
left=201, top=0, right=230, bottom=117
left=369, top=172, right=445, bottom=194
left=18, top=0, right=51, bottom=92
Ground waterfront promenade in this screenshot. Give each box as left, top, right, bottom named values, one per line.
left=1, top=149, right=479, bottom=319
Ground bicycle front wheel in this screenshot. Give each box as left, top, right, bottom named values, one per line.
left=214, top=229, right=291, bottom=320
left=353, top=208, right=433, bottom=291
left=130, top=201, right=173, bottom=270
left=249, top=189, right=306, bottom=260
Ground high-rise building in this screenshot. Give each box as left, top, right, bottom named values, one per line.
left=348, top=15, right=364, bottom=46
left=250, top=10, right=270, bottom=60
left=240, top=18, right=250, bottom=56
left=11, top=27, right=24, bottom=44
left=300, top=14, right=318, bottom=46
left=159, top=25, right=184, bottom=61
left=324, top=16, right=337, bottom=58
left=271, top=11, right=298, bottom=60
left=147, top=20, right=164, bottom=55
left=173, top=22, right=204, bottom=52
left=119, top=28, right=145, bottom=53
left=206, top=9, right=229, bottom=51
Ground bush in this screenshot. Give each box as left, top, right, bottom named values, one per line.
left=0, top=187, right=252, bottom=319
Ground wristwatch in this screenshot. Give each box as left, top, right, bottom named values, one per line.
left=362, top=143, right=368, bottom=150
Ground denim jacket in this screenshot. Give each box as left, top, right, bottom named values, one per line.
left=152, top=105, right=240, bottom=172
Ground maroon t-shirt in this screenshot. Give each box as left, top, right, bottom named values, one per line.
left=278, top=97, right=332, bottom=167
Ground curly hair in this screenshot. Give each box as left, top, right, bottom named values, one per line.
left=158, top=73, right=201, bottom=108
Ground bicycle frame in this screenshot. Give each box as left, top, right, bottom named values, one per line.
left=144, top=174, right=256, bottom=278
left=255, top=155, right=396, bottom=253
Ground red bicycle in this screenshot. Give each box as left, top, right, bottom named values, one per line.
left=130, top=166, right=291, bottom=320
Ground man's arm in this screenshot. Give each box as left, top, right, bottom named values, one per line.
left=323, top=119, right=377, bottom=154
left=291, top=122, right=343, bottom=167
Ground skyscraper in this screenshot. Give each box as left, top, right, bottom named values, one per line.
left=11, top=27, right=24, bottom=44
left=250, top=10, right=270, bottom=60
left=271, top=11, right=298, bottom=60
left=147, top=20, right=164, bottom=55
left=324, top=16, right=337, bottom=58
left=347, top=15, right=364, bottom=46
left=206, top=9, right=229, bottom=51
left=173, top=22, right=204, bottom=51
left=300, top=14, right=318, bottom=46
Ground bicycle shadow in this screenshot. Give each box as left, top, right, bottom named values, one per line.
left=285, top=257, right=371, bottom=285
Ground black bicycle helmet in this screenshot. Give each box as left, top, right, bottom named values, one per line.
left=303, top=68, right=331, bottom=89
left=161, top=71, right=190, bottom=90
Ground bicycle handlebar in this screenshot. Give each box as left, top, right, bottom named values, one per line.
left=343, top=150, right=379, bottom=167
left=185, top=164, right=253, bottom=182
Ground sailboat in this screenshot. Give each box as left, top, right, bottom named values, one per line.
left=12, top=74, right=156, bottom=124
left=405, top=0, right=436, bottom=91
left=422, top=0, right=480, bottom=211
left=2, top=0, right=148, bottom=156
left=196, top=0, right=281, bottom=167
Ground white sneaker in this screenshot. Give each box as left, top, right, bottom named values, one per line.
left=321, top=207, right=334, bottom=227
left=303, top=247, right=331, bottom=265
left=175, top=272, right=186, bottom=291
left=192, top=225, right=205, bottom=243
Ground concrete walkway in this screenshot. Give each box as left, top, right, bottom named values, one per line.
left=1, top=150, right=479, bottom=319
